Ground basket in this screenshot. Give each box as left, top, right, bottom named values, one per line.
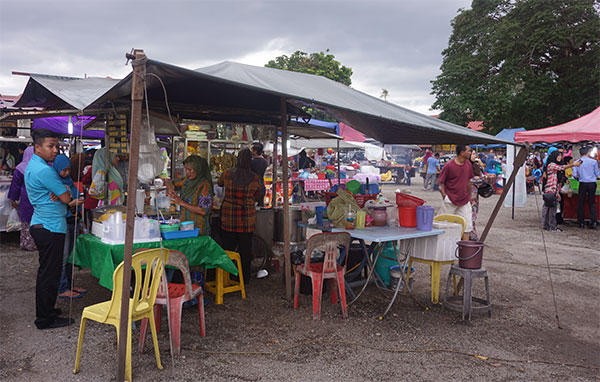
left=395, top=192, right=425, bottom=207
left=324, top=192, right=377, bottom=208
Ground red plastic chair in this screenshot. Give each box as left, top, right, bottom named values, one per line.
left=138, top=249, right=205, bottom=356
left=294, top=232, right=351, bottom=319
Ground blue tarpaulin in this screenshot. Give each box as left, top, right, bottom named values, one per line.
left=472, top=128, right=526, bottom=149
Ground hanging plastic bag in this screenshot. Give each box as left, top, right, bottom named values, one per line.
left=138, top=117, right=165, bottom=184
left=6, top=206, right=22, bottom=232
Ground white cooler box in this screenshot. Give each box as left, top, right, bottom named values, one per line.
left=407, top=221, right=463, bottom=262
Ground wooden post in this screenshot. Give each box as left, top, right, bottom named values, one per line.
left=336, top=139, right=341, bottom=184
left=480, top=146, right=528, bottom=242
left=280, top=98, right=292, bottom=300
left=116, top=49, right=146, bottom=382
left=272, top=126, right=278, bottom=209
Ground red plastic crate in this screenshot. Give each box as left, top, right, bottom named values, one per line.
left=395, top=192, right=425, bottom=207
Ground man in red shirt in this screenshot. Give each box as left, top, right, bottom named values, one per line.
left=438, top=145, right=474, bottom=240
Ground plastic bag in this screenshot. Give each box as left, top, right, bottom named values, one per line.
left=6, top=206, right=22, bottom=232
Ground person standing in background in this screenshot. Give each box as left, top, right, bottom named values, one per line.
left=250, top=142, right=268, bottom=207
left=424, top=153, right=440, bottom=191
left=218, top=148, right=261, bottom=282
left=573, top=147, right=599, bottom=229
left=8, top=146, right=37, bottom=250
left=438, top=145, right=474, bottom=241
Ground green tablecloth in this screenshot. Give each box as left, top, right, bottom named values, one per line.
left=71, top=234, right=237, bottom=290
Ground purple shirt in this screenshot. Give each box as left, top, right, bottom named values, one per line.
left=8, top=170, right=34, bottom=222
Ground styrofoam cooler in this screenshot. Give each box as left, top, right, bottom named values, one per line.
left=407, top=221, right=463, bottom=262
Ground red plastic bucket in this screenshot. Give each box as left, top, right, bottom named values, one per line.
left=455, top=240, right=484, bottom=269
left=398, top=207, right=417, bottom=227
left=396, top=192, right=425, bottom=207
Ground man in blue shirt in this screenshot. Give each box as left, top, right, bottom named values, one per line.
left=424, top=153, right=440, bottom=191
left=573, top=146, right=600, bottom=229
left=25, top=129, right=81, bottom=329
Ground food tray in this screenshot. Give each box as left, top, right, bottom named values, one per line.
left=161, top=228, right=199, bottom=240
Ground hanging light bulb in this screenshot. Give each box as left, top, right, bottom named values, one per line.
left=67, top=115, right=74, bottom=135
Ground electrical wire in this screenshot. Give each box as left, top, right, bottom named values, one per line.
left=533, top=185, right=562, bottom=329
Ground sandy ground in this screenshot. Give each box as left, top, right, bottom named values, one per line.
left=1, top=182, right=599, bottom=381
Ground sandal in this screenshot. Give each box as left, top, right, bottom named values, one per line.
left=72, top=287, right=87, bottom=294
left=58, top=290, right=82, bottom=299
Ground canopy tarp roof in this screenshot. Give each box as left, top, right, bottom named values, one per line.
left=514, top=107, right=600, bottom=143
left=13, top=59, right=516, bottom=145
left=472, top=128, right=526, bottom=149
left=33, top=116, right=105, bottom=139
left=14, top=74, right=121, bottom=110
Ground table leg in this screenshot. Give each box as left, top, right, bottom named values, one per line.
left=348, top=241, right=383, bottom=305
left=381, top=239, right=412, bottom=317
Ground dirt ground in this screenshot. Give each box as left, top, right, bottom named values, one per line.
left=1, top=182, right=599, bottom=381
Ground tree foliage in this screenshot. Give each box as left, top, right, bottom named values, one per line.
left=431, top=0, right=600, bottom=133
left=266, top=49, right=353, bottom=86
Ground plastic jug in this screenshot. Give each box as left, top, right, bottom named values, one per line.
left=416, top=205, right=434, bottom=231
left=345, top=204, right=356, bottom=230
left=356, top=210, right=366, bottom=229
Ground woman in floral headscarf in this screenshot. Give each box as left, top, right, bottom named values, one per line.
left=166, top=155, right=213, bottom=236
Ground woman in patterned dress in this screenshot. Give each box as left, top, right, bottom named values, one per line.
left=166, top=155, right=213, bottom=236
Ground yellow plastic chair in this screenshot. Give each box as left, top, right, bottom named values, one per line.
left=204, top=250, right=246, bottom=305
left=407, top=214, right=466, bottom=304
left=73, top=248, right=169, bottom=381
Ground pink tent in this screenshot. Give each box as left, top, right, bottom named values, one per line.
left=514, top=106, right=600, bottom=143
left=339, top=122, right=366, bottom=142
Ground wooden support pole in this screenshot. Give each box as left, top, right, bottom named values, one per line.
left=280, top=98, right=292, bottom=300
left=272, top=126, right=278, bottom=209
left=480, top=145, right=528, bottom=243
left=116, top=49, right=146, bottom=382
left=336, top=138, right=341, bottom=184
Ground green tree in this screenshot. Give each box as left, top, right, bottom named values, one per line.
left=266, top=49, right=353, bottom=86
left=380, top=89, right=389, bottom=101
left=431, top=0, right=600, bottom=133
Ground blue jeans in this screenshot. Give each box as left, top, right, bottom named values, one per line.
left=58, top=223, right=75, bottom=293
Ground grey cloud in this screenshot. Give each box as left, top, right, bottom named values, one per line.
left=0, top=0, right=470, bottom=115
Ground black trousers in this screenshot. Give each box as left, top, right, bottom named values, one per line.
left=30, top=226, right=66, bottom=328
left=578, top=182, right=597, bottom=224
left=221, top=230, right=253, bottom=281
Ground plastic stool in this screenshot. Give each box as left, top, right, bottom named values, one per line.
left=407, top=258, right=456, bottom=304
left=205, top=250, right=246, bottom=304
left=442, top=264, right=491, bottom=320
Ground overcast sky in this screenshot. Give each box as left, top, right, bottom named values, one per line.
left=0, top=0, right=471, bottom=115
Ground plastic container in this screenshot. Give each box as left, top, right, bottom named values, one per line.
left=315, top=206, right=326, bottom=226
left=345, top=180, right=361, bottom=195
left=180, top=221, right=194, bottom=231
left=356, top=210, right=366, bottom=229
left=374, top=243, right=398, bottom=286
left=345, top=205, right=356, bottom=230
left=395, top=192, right=425, bottom=207
left=456, top=240, right=485, bottom=269
left=160, top=223, right=180, bottom=232
left=162, top=228, right=200, bottom=240
left=416, top=205, right=435, bottom=231
left=372, top=207, right=387, bottom=227
left=398, top=206, right=417, bottom=227
left=389, top=265, right=415, bottom=292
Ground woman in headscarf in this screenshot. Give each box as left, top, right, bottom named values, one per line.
left=218, top=148, right=261, bottom=281
left=53, top=154, right=86, bottom=298
left=469, top=150, right=485, bottom=240
left=88, top=147, right=125, bottom=206
left=8, top=146, right=37, bottom=250
left=541, top=150, right=580, bottom=232
left=165, top=155, right=213, bottom=236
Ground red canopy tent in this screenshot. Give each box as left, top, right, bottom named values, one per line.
left=514, top=106, right=600, bottom=143
left=338, top=122, right=367, bottom=142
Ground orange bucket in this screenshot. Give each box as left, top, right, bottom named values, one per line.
left=398, top=207, right=417, bottom=227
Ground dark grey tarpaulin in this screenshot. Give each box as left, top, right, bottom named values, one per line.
left=15, top=59, right=515, bottom=145
left=14, top=74, right=120, bottom=110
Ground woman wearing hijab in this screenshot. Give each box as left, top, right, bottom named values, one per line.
left=88, top=147, right=125, bottom=206
left=218, top=148, right=261, bottom=281
left=165, top=155, right=213, bottom=236
left=542, top=150, right=580, bottom=232
left=8, top=146, right=37, bottom=250
left=469, top=150, right=485, bottom=240
left=53, top=154, right=86, bottom=298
